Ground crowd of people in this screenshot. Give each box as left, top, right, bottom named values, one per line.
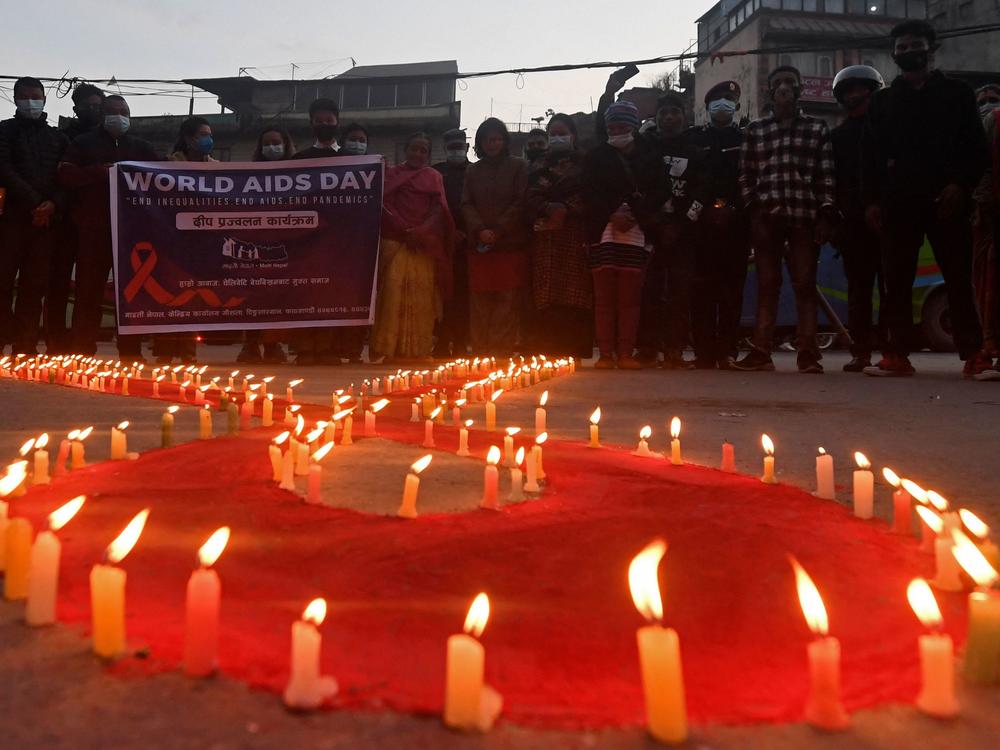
left=1, top=20, right=998, bottom=379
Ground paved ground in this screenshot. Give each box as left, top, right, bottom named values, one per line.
left=2, top=345, right=999, bottom=748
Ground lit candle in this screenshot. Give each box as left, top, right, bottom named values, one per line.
left=71, top=426, right=93, bottom=469
left=628, top=539, right=687, bottom=744
left=669, top=417, right=682, bottom=466
left=443, top=592, right=502, bottom=731
left=884, top=468, right=910, bottom=535
left=633, top=426, right=655, bottom=458
left=509, top=448, right=525, bottom=502
left=503, top=427, right=520, bottom=467
left=916, top=506, right=962, bottom=592
left=262, top=394, right=275, bottom=427
left=906, top=578, right=958, bottom=718
left=91, top=508, right=150, bottom=657
left=815, top=448, right=834, bottom=500
left=398, top=454, right=432, bottom=519
left=306, top=443, right=334, bottom=505
left=152, top=374, right=165, bottom=397
left=283, top=598, right=338, bottom=709
left=226, top=400, right=239, bottom=436
left=457, top=419, right=473, bottom=457
left=261, top=375, right=274, bottom=396
left=959, top=509, right=1000, bottom=573
left=951, top=531, right=1000, bottom=684
left=535, top=391, right=548, bottom=435
left=295, top=423, right=311, bottom=478
left=162, top=406, right=179, bottom=448
left=178, top=379, right=190, bottom=402
left=423, top=408, right=442, bottom=448
left=525, top=432, right=545, bottom=494
left=852, top=452, right=874, bottom=519
left=32, top=433, right=50, bottom=484
left=452, top=398, right=466, bottom=426
left=789, top=556, right=849, bottom=730
left=485, top=390, right=503, bottom=432
left=54, top=432, right=72, bottom=476
left=0, top=464, right=28, bottom=572
left=761, top=434, right=776, bottom=484
left=26, top=495, right=86, bottom=625
left=3, top=515, right=33, bottom=601
left=362, top=398, right=388, bottom=437
left=480, top=446, right=501, bottom=510
left=535, top=432, right=547, bottom=482
left=268, top=431, right=289, bottom=482
left=279, top=437, right=296, bottom=491
left=341, top=411, right=354, bottom=446
left=198, top=404, right=212, bottom=439
left=588, top=407, right=601, bottom=448
left=903, top=480, right=934, bottom=551
left=411, top=398, right=421, bottom=423
left=286, top=378, right=303, bottom=404
left=721, top=441, right=735, bottom=473
left=110, top=421, right=129, bottom=460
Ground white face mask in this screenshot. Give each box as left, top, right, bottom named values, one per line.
left=708, top=98, right=738, bottom=116
left=104, top=114, right=130, bottom=137
left=342, top=139, right=367, bottom=155
left=15, top=99, right=44, bottom=119
left=548, top=135, right=573, bottom=151
left=261, top=144, right=285, bottom=160
left=608, top=133, right=634, bottom=149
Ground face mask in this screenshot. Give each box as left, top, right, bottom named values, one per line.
left=15, top=99, right=44, bottom=119
left=313, top=124, right=337, bottom=143
left=261, top=144, right=285, bottom=160
left=446, top=148, right=467, bottom=163
left=342, top=139, right=367, bottom=155
left=104, top=114, right=130, bottom=137
left=608, top=133, right=634, bottom=149
left=548, top=135, right=573, bottom=151
left=708, top=98, right=738, bottom=116
left=894, top=50, right=928, bottom=72
left=194, top=135, right=214, bottom=155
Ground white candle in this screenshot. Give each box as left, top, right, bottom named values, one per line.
left=509, top=448, right=525, bottom=502
left=286, top=378, right=303, bottom=404
left=669, top=417, right=682, bottom=466
left=110, top=422, right=129, bottom=460
left=535, top=433, right=547, bottom=482
left=411, top=399, right=421, bottom=423
left=812, top=448, right=834, bottom=499
left=365, top=399, right=389, bottom=438
left=90, top=509, right=150, bottom=657
left=443, top=593, right=501, bottom=731
left=503, top=427, right=520, bottom=467
left=283, top=598, right=338, bottom=709
left=199, top=406, right=212, bottom=439
left=480, top=446, right=501, bottom=510
left=485, top=390, right=503, bottom=432
left=761, top=434, right=776, bottom=484
left=535, top=390, right=548, bottom=435
left=457, top=419, right=472, bottom=457
left=25, top=496, right=85, bottom=626
left=852, top=452, right=874, bottom=519
left=398, top=455, right=432, bottom=519
left=907, top=578, right=958, bottom=718
left=279, top=442, right=296, bottom=491
left=32, top=433, right=50, bottom=484
left=71, top=427, right=93, bottom=469
left=423, top=408, right=442, bottom=448
left=588, top=407, right=601, bottom=448
left=262, top=395, right=274, bottom=427
left=452, top=399, right=466, bottom=426
left=270, top=432, right=289, bottom=482
left=633, top=426, right=654, bottom=458
left=306, top=443, right=333, bottom=504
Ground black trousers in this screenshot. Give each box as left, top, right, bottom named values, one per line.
left=45, top=221, right=76, bottom=353
left=692, top=210, right=750, bottom=362
left=836, top=220, right=885, bottom=358
left=882, top=199, right=982, bottom=359
left=0, top=216, right=57, bottom=353
left=637, top=222, right=696, bottom=357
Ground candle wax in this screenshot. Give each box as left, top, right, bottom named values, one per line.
left=25, top=530, right=61, bottom=625
left=805, top=636, right=849, bottom=730
left=721, top=443, right=736, bottom=473
left=916, top=632, right=958, bottom=718
left=283, top=620, right=337, bottom=709
left=184, top=567, right=221, bottom=676
left=398, top=473, right=420, bottom=519
left=853, top=470, right=874, bottom=519
left=444, top=633, right=503, bottom=731
left=457, top=428, right=470, bottom=457
left=480, top=465, right=499, bottom=510
left=964, top=590, right=1000, bottom=684
left=762, top=456, right=776, bottom=484
left=306, top=464, right=323, bottom=504
left=4, top=518, right=34, bottom=600
left=892, top=489, right=911, bottom=534
left=670, top=439, right=682, bottom=466
left=90, top=563, right=127, bottom=657
left=636, top=624, right=687, bottom=744
left=815, top=454, right=835, bottom=499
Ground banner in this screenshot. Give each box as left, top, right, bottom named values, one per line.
left=111, top=156, right=383, bottom=334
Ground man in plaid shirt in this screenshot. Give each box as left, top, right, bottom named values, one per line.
left=734, top=66, right=837, bottom=374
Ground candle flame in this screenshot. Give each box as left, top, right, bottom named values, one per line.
left=337, top=395, right=352, bottom=405
left=230, top=370, right=240, bottom=377
left=463, top=592, right=490, bottom=637
left=306, top=428, right=325, bottom=444
left=901, top=479, right=928, bottom=503
left=640, top=425, right=652, bottom=440
left=854, top=452, right=871, bottom=470
left=77, top=426, right=94, bottom=441
left=156, top=375, right=166, bottom=382
left=490, top=389, right=505, bottom=404
left=959, top=509, right=989, bottom=541
left=486, top=446, right=502, bottom=466
left=926, top=491, right=949, bottom=512
left=105, top=508, right=150, bottom=564
left=311, top=442, right=334, bottom=463
left=882, top=467, right=901, bottom=488
left=915, top=505, right=944, bottom=534
left=116, top=421, right=130, bottom=432
left=332, top=409, right=353, bottom=422
left=266, top=393, right=273, bottom=402
left=505, top=426, right=520, bottom=436
left=273, top=431, right=290, bottom=446
left=907, top=578, right=943, bottom=629
left=167, top=406, right=179, bottom=415
left=789, top=556, right=828, bottom=636
left=198, top=526, right=230, bottom=567
left=539, top=390, right=548, bottom=407
left=818, top=447, right=826, bottom=455
left=303, top=597, right=327, bottom=626
left=536, top=432, right=548, bottom=446
left=371, top=398, right=390, bottom=414
left=628, top=539, right=667, bottom=623
left=761, top=434, right=774, bottom=456
left=951, top=529, right=999, bottom=587
left=19, top=438, right=35, bottom=455
left=295, top=415, right=305, bottom=437
left=287, top=378, right=303, bottom=389
left=289, top=405, right=301, bottom=414
left=670, top=417, right=681, bottom=439
left=411, top=454, right=433, bottom=474
left=464, top=419, right=474, bottom=428
left=203, top=403, right=211, bottom=411
left=429, top=407, right=442, bottom=420
left=49, top=495, right=85, bottom=531
left=455, top=398, right=467, bottom=407
left=0, top=462, right=27, bottom=496
left=590, top=407, right=601, bottom=425
left=35, top=433, right=49, bottom=449
left=515, top=447, right=525, bottom=466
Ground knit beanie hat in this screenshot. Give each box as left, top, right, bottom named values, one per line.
left=604, top=100, right=640, bottom=129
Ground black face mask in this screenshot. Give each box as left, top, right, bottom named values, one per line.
left=74, top=105, right=102, bottom=128
left=313, top=124, right=337, bottom=143
left=894, top=50, right=928, bottom=73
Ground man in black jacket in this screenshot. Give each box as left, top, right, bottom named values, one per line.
left=862, top=20, right=989, bottom=377
left=59, top=94, right=158, bottom=358
left=432, top=128, right=470, bottom=358
left=0, top=76, right=69, bottom=354
left=688, top=80, right=748, bottom=369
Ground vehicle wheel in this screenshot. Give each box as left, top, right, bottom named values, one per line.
left=817, top=333, right=836, bottom=350
left=920, top=288, right=955, bottom=353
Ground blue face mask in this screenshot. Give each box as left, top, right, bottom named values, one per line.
left=15, top=99, right=45, bottom=119
left=194, top=135, right=214, bottom=155
left=261, top=144, right=285, bottom=160
left=548, top=135, right=573, bottom=151
left=708, top=98, right=738, bottom=117
left=104, top=114, right=130, bottom=137
left=342, top=139, right=367, bottom=155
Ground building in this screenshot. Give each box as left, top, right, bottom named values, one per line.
left=693, top=1, right=930, bottom=125
left=121, top=60, right=461, bottom=163
left=928, top=1, right=1000, bottom=86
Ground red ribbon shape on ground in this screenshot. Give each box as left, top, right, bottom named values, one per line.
left=123, top=241, right=245, bottom=308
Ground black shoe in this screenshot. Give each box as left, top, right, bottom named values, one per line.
left=732, top=349, right=775, bottom=371
left=843, top=356, right=871, bottom=373
left=717, top=356, right=737, bottom=371
left=797, top=352, right=824, bottom=374
left=261, top=343, right=287, bottom=364
left=295, top=352, right=317, bottom=366
left=237, top=344, right=263, bottom=364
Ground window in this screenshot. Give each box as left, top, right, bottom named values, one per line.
left=803, top=0, right=818, bottom=10
left=887, top=0, right=906, bottom=15
left=825, top=0, right=845, bottom=11
left=426, top=79, right=455, bottom=105
left=396, top=81, right=423, bottom=106
left=782, top=0, right=803, bottom=9
left=847, top=0, right=866, bottom=13
left=343, top=83, right=368, bottom=109
left=818, top=55, right=833, bottom=76
left=370, top=83, right=395, bottom=108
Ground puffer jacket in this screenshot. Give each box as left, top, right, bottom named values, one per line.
left=0, top=112, right=69, bottom=217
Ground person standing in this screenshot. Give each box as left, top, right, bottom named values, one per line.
left=525, top=113, right=592, bottom=358
left=461, top=118, right=529, bottom=357
left=862, top=20, right=989, bottom=378
left=734, top=66, right=836, bottom=374
left=971, top=85, right=1000, bottom=379
left=370, top=132, right=453, bottom=363
left=432, top=128, right=471, bottom=358
left=59, top=94, right=158, bottom=360
left=523, top=128, right=548, bottom=165
left=831, top=65, right=886, bottom=372
left=583, top=101, right=658, bottom=369
left=0, top=77, right=69, bottom=354
left=688, top=81, right=750, bottom=370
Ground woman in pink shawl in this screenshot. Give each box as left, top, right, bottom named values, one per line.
left=371, top=132, right=454, bottom=362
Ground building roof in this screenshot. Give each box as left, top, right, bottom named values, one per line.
left=764, top=14, right=897, bottom=38
left=334, top=60, right=458, bottom=80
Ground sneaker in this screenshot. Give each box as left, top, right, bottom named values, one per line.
left=797, top=352, right=824, bottom=374
left=617, top=355, right=642, bottom=370
left=843, top=356, right=871, bottom=373
left=261, top=343, right=287, bottom=364
left=732, top=349, right=775, bottom=371
left=863, top=354, right=915, bottom=377
left=963, top=352, right=995, bottom=379
left=594, top=355, right=616, bottom=370
left=237, top=344, right=263, bottom=364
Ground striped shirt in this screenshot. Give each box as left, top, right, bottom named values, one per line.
left=739, top=114, right=836, bottom=225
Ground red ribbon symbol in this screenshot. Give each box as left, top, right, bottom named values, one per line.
left=123, top=241, right=245, bottom=308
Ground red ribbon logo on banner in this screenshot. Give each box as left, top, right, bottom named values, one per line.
left=123, top=241, right=245, bottom=308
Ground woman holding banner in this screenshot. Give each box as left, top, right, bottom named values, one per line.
left=370, top=132, right=453, bottom=363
